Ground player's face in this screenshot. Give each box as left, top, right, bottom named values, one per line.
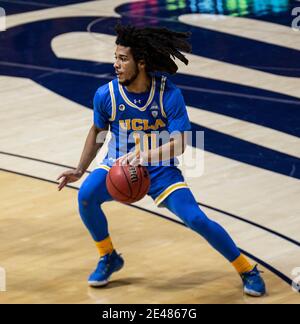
left=114, top=45, right=139, bottom=86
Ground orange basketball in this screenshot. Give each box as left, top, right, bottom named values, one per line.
left=106, top=164, right=151, bottom=204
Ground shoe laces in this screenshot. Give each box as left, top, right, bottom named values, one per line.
left=241, top=265, right=264, bottom=283
left=96, top=254, right=111, bottom=273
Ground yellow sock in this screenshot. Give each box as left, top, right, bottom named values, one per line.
left=232, top=254, right=253, bottom=274
left=95, top=236, right=114, bottom=257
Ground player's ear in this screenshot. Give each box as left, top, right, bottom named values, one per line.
left=138, top=59, right=146, bottom=71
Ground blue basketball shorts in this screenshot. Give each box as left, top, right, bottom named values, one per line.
left=98, top=163, right=188, bottom=207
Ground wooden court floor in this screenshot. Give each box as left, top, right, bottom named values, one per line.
left=0, top=171, right=299, bottom=304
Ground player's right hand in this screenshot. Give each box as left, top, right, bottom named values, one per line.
left=57, top=169, right=84, bottom=191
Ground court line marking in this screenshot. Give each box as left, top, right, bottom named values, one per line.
left=246, top=66, right=300, bottom=72
left=87, top=17, right=116, bottom=41
left=0, top=167, right=293, bottom=287
left=0, top=151, right=78, bottom=169
left=1, top=0, right=107, bottom=9
left=179, top=84, right=300, bottom=106
left=0, top=0, right=54, bottom=8
left=198, top=202, right=300, bottom=248
left=179, top=14, right=300, bottom=42
left=87, top=17, right=113, bottom=34
left=1, top=61, right=299, bottom=105
left=52, top=31, right=300, bottom=103
left=130, top=204, right=293, bottom=287
left=1, top=150, right=299, bottom=248
left=0, top=61, right=113, bottom=79
left=4, top=0, right=128, bottom=30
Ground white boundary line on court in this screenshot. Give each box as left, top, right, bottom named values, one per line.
left=1, top=61, right=299, bottom=106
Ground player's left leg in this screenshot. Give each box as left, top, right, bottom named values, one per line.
left=163, top=188, right=266, bottom=297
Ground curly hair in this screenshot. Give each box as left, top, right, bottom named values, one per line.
left=115, top=24, right=192, bottom=74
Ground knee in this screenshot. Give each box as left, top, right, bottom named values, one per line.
left=172, top=202, right=210, bottom=232
left=78, top=185, right=98, bottom=208
left=185, top=212, right=210, bottom=233
left=78, top=181, right=109, bottom=208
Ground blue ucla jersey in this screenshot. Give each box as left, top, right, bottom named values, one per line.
left=93, top=74, right=191, bottom=170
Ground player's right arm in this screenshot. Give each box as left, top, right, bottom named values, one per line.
left=57, top=85, right=111, bottom=191
left=57, top=125, right=108, bottom=191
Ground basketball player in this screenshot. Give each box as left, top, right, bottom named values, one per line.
left=57, top=24, right=266, bottom=297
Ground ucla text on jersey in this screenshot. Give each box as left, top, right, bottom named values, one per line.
left=94, top=75, right=191, bottom=167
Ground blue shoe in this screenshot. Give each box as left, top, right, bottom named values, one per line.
left=241, top=265, right=266, bottom=297
left=88, top=250, right=124, bottom=287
